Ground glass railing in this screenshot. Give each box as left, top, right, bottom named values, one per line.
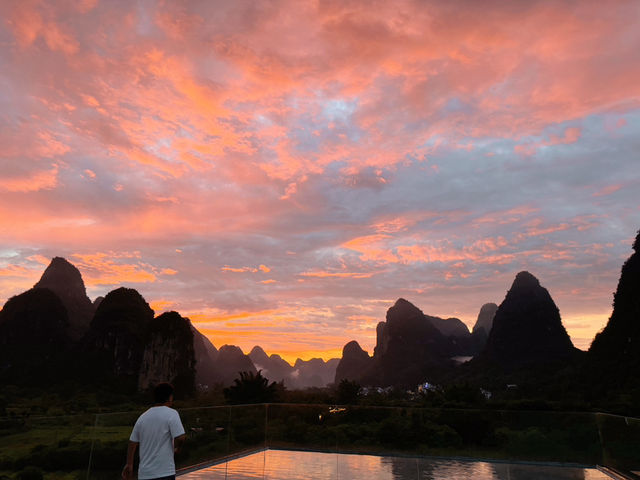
left=264, top=405, right=603, bottom=464
left=596, top=412, right=640, bottom=476
left=1, top=406, right=638, bottom=479
left=0, top=413, right=96, bottom=479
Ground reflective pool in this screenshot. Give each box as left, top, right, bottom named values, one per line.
left=180, top=449, right=613, bottom=480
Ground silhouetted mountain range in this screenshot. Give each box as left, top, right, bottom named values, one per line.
left=335, top=341, right=372, bottom=384
left=366, top=298, right=457, bottom=386
left=82, top=287, right=153, bottom=387
left=0, top=257, right=341, bottom=392
left=1, top=229, right=639, bottom=398
left=476, top=271, right=579, bottom=367
left=139, top=311, right=195, bottom=394
left=473, top=302, right=498, bottom=336
left=247, top=346, right=337, bottom=388
left=335, top=299, right=495, bottom=387
left=0, top=288, right=71, bottom=384
left=586, top=230, right=640, bottom=394
left=34, top=257, right=95, bottom=340
left=458, top=271, right=584, bottom=389
left=249, top=346, right=292, bottom=384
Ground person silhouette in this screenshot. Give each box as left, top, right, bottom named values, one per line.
left=122, top=383, right=186, bottom=480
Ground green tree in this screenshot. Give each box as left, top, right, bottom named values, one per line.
left=224, top=370, right=280, bottom=404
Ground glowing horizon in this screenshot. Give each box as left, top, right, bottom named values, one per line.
left=1, top=1, right=639, bottom=362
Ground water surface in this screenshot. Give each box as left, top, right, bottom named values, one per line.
left=180, top=449, right=612, bottom=480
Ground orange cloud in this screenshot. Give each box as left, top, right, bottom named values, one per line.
left=70, top=252, right=159, bottom=286
left=222, top=264, right=272, bottom=274
left=0, top=166, right=59, bottom=193
left=525, top=223, right=571, bottom=237
left=471, top=206, right=538, bottom=226
left=149, top=299, right=177, bottom=314
left=5, top=2, right=79, bottom=54
left=299, top=270, right=375, bottom=279
left=0, top=264, right=38, bottom=279
left=188, top=308, right=281, bottom=323
left=341, top=234, right=398, bottom=263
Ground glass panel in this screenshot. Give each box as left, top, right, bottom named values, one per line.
left=266, top=403, right=339, bottom=452
left=267, top=405, right=603, bottom=465
left=596, top=413, right=640, bottom=477
left=178, top=405, right=266, bottom=470
left=90, top=410, right=141, bottom=480
left=0, top=413, right=96, bottom=479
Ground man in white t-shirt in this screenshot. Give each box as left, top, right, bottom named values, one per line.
left=122, top=383, right=186, bottom=480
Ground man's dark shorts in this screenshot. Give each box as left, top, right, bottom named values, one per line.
left=147, top=476, right=175, bottom=480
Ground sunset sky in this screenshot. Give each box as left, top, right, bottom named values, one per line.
left=1, top=0, right=639, bottom=363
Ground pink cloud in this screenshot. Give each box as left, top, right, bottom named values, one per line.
left=5, top=1, right=79, bottom=54
left=592, top=184, right=623, bottom=197
left=0, top=165, right=59, bottom=192
left=70, top=252, right=158, bottom=286
left=515, top=127, right=582, bottom=156
left=222, top=265, right=272, bottom=274
left=0, top=0, right=638, bottom=358
left=299, top=270, right=375, bottom=279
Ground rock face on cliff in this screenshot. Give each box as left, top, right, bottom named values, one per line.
left=138, top=311, right=196, bottom=395
left=0, top=288, right=71, bottom=384
left=472, top=303, right=498, bottom=336
left=475, top=272, right=576, bottom=372
left=334, top=341, right=372, bottom=384
left=249, top=346, right=294, bottom=384
left=588, top=230, right=640, bottom=390
left=191, top=326, right=219, bottom=387
left=34, top=257, right=95, bottom=340
left=82, top=287, right=154, bottom=386
left=366, top=298, right=456, bottom=387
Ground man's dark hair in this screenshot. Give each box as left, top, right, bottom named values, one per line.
left=154, top=383, right=174, bottom=404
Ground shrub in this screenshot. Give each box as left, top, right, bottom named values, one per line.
left=15, top=467, right=43, bottom=480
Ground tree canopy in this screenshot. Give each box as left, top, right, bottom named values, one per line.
left=224, top=370, right=281, bottom=404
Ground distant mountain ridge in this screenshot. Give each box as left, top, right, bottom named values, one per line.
left=0, top=256, right=340, bottom=392
left=2, top=229, right=640, bottom=398
left=249, top=346, right=293, bottom=385
left=336, top=299, right=495, bottom=387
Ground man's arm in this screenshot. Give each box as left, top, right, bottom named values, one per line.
left=122, top=440, right=139, bottom=480
left=173, top=434, right=186, bottom=454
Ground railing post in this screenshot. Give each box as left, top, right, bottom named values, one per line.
left=263, top=403, right=269, bottom=480
left=86, top=413, right=99, bottom=480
